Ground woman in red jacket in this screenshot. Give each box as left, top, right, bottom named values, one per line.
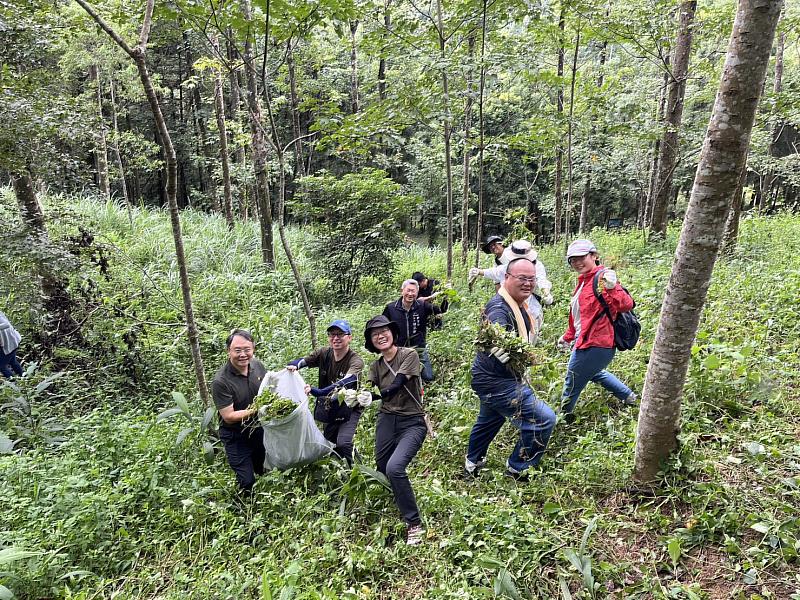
left=557, top=239, right=637, bottom=423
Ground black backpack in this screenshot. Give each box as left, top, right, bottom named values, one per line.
left=584, top=269, right=641, bottom=351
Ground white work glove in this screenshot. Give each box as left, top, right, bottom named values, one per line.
left=356, top=390, right=373, bottom=408
left=488, top=346, right=510, bottom=364
left=602, top=269, right=618, bottom=289
left=342, top=389, right=359, bottom=408
left=444, top=281, right=453, bottom=289
left=539, top=285, right=554, bottom=306
left=468, top=267, right=480, bottom=279
left=556, top=337, right=572, bottom=353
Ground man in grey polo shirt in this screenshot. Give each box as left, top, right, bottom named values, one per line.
left=212, top=329, right=268, bottom=493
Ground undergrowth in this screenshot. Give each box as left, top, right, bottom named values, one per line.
left=1, top=196, right=799, bottom=599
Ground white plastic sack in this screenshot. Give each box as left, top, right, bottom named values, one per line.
left=258, top=369, right=334, bottom=470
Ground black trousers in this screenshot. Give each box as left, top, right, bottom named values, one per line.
left=219, top=425, right=265, bottom=491
left=322, top=407, right=363, bottom=464
left=375, top=413, right=427, bottom=526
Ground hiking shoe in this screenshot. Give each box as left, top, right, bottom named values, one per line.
left=621, top=392, right=638, bottom=407
left=562, top=412, right=577, bottom=425
left=504, top=469, right=530, bottom=483
left=462, top=457, right=486, bottom=479
left=406, top=524, right=425, bottom=546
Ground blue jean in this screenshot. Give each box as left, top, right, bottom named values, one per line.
left=0, top=349, right=23, bottom=378
left=560, top=347, right=632, bottom=414
left=467, top=384, right=556, bottom=473
left=420, top=347, right=434, bottom=382
left=375, top=412, right=427, bottom=526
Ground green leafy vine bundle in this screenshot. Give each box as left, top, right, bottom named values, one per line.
left=474, top=320, right=539, bottom=375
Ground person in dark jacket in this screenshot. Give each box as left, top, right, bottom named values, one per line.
left=286, top=319, right=365, bottom=465
left=364, top=315, right=427, bottom=546
left=411, top=272, right=448, bottom=331
left=382, top=279, right=446, bottom=381
left=557, top=239, right=637, bottom=423
left=212, top=329, right=267, bottom=493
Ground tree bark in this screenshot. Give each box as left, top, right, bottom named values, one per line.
left=240, top=0, right=275, bottom=267
left=286, top=40, right=305, bottom=179
left=227, top=31, right=249, bottom=218
left=644, top=65, right=669, bottom=227
left=721, top=159, right=747, bottom=254
left=634, top=0, right=783, bottom=483
left=553, top=4, right=565, bottom=242
left=88, top=64, right=111, bottom=198
left=349, top=20, right=360, bottom=114
left=474, top=0, right=488, bottom=267
left=435, top=0, right=454, bottom=278
left=564, top=26, right=580, bottom=240
left=211, top=35, right=235, bottom=229
left=649, top=1, right=696, bottom=237
left=377, top=0, right=392, bottom=101
left=461, top=32, right=476, bottom=264
left=76, top=0, right=211, bottom=408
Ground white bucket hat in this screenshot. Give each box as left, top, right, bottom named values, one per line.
left=500, top=240, right=538, bottom=265
left=566, top=239, right=597, bottom=259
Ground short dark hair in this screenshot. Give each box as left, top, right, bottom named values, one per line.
left=411, top=271, right=426, bottom=283
left=226, top=328, right=254, bottom=349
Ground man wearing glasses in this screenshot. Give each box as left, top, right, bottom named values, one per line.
left=212, top=329, right=268, bottom=493
left=463, top=258, right=556, bottom=482
left=286, top=320, right=365, bottom=465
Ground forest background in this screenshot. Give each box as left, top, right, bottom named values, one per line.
left=1, top=0, right=800, bottom=598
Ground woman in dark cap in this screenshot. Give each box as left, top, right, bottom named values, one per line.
left=363, top=315, right=427, bottom=546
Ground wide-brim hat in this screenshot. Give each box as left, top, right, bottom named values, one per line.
left=363, top=315, right=400, bottom=353
left=481, top=235, right=504, bottom=254
left=500, top=240, right=538, bottom=265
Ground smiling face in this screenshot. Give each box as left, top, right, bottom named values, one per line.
left=369, top=326, right=394, bottom=352
left=227, top=334, right=254, bottom=374
left=402, top=282, right=419, bottom=305
left=568, top=252, right=597, bottom=275
left=327, top=328, right=352, bottom=352
left=504, top=259, right=536, bottom=304
left=490, top=241, right=505, bottom=258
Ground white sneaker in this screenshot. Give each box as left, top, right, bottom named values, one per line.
left=406, top=524, right=424, bottom=546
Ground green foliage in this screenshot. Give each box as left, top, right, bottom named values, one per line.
left=293, top=168, right=419, bottom=300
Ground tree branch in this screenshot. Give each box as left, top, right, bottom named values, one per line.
left=73, top=0, right=136, bottom=58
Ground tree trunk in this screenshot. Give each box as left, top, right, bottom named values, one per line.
left=286, top=40, right=305, bottom=179
left=553, top=4, right=565, bottom=242
left=634, top=0, right=783, bottom=483
left=109, top=78, right=133, bottom=225
left=649, top=1, right=696, bottom=237
left=564, top=27, right=580, bottom=241
left=76, top=0, right=211, bottom=408
left=211, top=35, right=235, bottom=229
left=644, top=65, right=669, bottom=227
left=240, top=0, right=275, bottom=267
left=377, top=0, right=392, bottom=102
left=88, top=64, right=111, bottom=198
left=227, top=32, right=249, bottom=218
left=721, top=159, right=747, bottom=254
left=349, top=20, right=360, bottom=115
left=461, top=33, right=476, bottom=264
left=474, top=0, right=488, bottom=268
left=435, top=0, right=454, bottom=278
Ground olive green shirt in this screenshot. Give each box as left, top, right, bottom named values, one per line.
left=303, top=347, right=364, bottom=388
left=368, top=347, right=424, bottom=416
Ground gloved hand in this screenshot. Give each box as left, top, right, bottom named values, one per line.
left=303, top=384, right=311, bottom=395
left=468, top=267, right=481, bottom=279
left=539, top=285, right=554, bottom=306
left=556, top=336, right=572, bottom=353
left=489, top=346, right=510, bottom=364
left=342, top=389, right=359, bottom=408
left=356, top=390, right=373, bottom=408
left=602, top=269, right=618, bottom=289
left=286, top=364, right=298, bottom=372
left=444, top=281, right=453, bottom=289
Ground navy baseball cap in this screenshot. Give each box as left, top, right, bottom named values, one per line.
left=326, top=319, right=352, bottom=335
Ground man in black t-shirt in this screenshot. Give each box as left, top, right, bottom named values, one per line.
left=212, top=329, right=267, bottom=493
left=286, top=319, right=365, bottom=464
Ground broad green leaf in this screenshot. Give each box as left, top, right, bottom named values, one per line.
left=201, top=406, right=216, bottom=430
left=175, top=427, right=195, bottom=446
left=156, top=407, right=184, bottom=422
left=667, top=537, right=681, bottom=565
left=0, top=547, right=40, bottom=565
left=354, top=463, right=391, bottom=490
left=0, top=584, right=13, bottom=600
left=0, top=432, right=15, bottom=454
left=543, top=501, right=561, bottom=515
left=202, top=442, right=216, bottom=465
left=750, top=522, right=770, bottom=534
left=703, top=355, right=721, bottom=370
left=171, top=391, right=191, bottom=415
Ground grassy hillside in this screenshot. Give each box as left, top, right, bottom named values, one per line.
left=1, top=196, right=799, bottom=599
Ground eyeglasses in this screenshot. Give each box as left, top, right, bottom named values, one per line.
left=231, top=347, right=253, bottom=355
left=506, top=273, right=536, bottom=284
left=370, top=327, right=391, bottom=339
left=327, top=331, right=348, bottom=339
left=568, top=255, right=587, bottom=265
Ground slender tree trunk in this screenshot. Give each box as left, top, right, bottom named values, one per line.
left=435, top=0, right=454, bottom=278
left=564, top=26, right=580, bottom=241
left=76, top=0, right=211, bottom=408
left=644, top=65, right=669, bottom=227
left=227, top=32, right=249, bottom=218
left=474, top=0, right=487, bottom=267
left=349, top=20, right=360, bottom=114
left=286, top=40, right=305, bottom=179
left=211, top=35, right=235, bottom=229
left=634, top=0, right=783, bottom=483
left=461, top=33, right=476, bottom=264
left=553, top=4, right=565, bottom=242
left=721, top=159, right=748, bottom=254
left=650, top=1, right=696, bottom=237
left=377, top=0, right=392, bottom=102
left=240, top=0, right=275, bottom=267
left=109, top=78, right=133, bottom=226
left=88, top=64, right=111, bottom=198
left=764, top=21, right=785, bottom=209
